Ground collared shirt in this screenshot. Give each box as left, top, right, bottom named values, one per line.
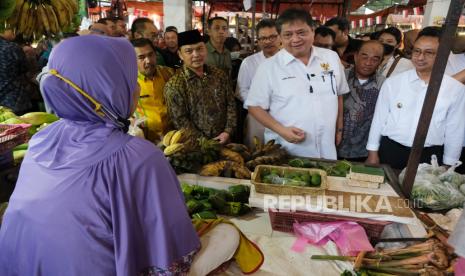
left=367, top=69, right=465, bottom=165
left=205, top=41, right=232, bottom=74
left=377, top=55, right=414, bottom=78
left=136, top=66, right=175, bottom=142
left=245, top=47, right=350, bottom=159
left=446, top=52, right=465, bottom=75
left=164, top=64, right=237, bottom=139
left=0, top=38, right=32, bottom=114
left=338, top=67, right=385, bottom=158
left=236, top=51, right=266, bottom=102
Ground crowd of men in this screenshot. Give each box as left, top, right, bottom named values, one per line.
left=2, top=8, right=465, bottom=172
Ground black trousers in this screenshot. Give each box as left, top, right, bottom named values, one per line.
left=379, top=136, right=444, bottom=170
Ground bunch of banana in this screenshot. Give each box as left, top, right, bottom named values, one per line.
left=163, top=129, right=187, bottom=156
left=5, top=0, right=78, bottom=40
left=198, top=137, right=221, bottom=164
left=199, top=160, right=252, bottom=179
left=224, top=137, right=288, bottom=171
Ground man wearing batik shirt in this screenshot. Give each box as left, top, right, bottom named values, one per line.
left=338, top=40, right=385, bottom=161
left=0, top=34, right=32, bottom=114
left=164, top=30, right=237, bottom=144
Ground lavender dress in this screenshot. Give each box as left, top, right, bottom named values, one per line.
left=0, top=36, right=200, bottom=276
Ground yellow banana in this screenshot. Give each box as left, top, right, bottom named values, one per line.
left=17, top=1, right=29, bottom=34
left=35, top=10, right=45, bottom=38
left=6, top=0, right=24, bottom=26
left=58, top=0, right=74, bottom=22
left=162, top=130, right=177, bottom=147
left=24, top=8, right=35, bottom=39
left=37, top=4, right=51, bottom=34
left=170, top=129, right=184, bottom=145
left=45, top=4, right=60, bottom=34
left=66, top=0, right=78, bottom=13
left=50, top=0, right=69, bottom=28
left=164, top=143, right=184, bottom=156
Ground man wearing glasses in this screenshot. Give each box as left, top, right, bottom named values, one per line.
left=131, top=17, right=165, bottom=66
left=237, top=19, right=281, bottom=147
left=366, top=27, right=465, bottom=170
left=245, top=8, right=349, bottom=159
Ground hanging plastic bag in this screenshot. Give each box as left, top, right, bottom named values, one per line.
left=438, top=161, right=465, bottom=189
left=399, top=156, right=465, bottom=211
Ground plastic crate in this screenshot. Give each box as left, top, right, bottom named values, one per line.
left=268, top=209, right=391, bottom=242
left=0, top=124, right=30, bottom=155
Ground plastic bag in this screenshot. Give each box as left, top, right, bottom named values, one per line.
left=438, top=161, right=465, bottom=189
left=292, top=221, right=374, bottom=256
left=128, top=117, right=146, bottom=138
left=399, top=155, right=465, bottom=211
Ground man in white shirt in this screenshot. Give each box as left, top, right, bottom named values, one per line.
left=245, top=8, right=350, bottom=159
left=367, top=27, right=465, bottom=170
left=445, top=41, right=465, bottom=173
left=237, top=19, right=281, bottom=148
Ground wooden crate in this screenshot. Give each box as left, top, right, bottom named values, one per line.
left=347, top=178, right=381, bottom=189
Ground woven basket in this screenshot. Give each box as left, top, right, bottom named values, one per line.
left=251, top=165, right=327, bottom=196
left=268, top=209, right=390, bottom=242
left=0, top=124, right=31, bottom=155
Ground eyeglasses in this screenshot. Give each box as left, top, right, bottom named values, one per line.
left=281, top=30, right=310, bottom=40
left=257, top=34, right=278, bottom=42
left=411, top=48, right=436, bottom=59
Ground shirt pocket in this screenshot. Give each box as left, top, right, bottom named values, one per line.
left=310, top=72, right=338, bottom=96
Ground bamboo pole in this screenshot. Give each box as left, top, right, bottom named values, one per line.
left=401, top=0, right=465, bottom=198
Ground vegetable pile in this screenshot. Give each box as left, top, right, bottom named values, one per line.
left=315, top=238, right=454, bottom=276
left=1, top=107, right=59, bottom=163
left=161, top=132, right=287, bottom=179
left=260, top=167, right=322, bottom=187
left=288, top=158, right=352, bottom=177
left=399, top=156, right=465, bottom=211
left=181, top=183, right=252, bottom=219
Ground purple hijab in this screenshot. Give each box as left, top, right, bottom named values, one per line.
left=0, top=35, right=200, bottom=275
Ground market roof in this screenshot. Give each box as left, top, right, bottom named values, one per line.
left=206, top=0, right=372, bottom=17
left=206, top=0, right=426, bottom=18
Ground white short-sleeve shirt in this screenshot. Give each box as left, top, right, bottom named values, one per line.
left=245, top=47, right=350, bottom=159
left=367, top=69, right=465, bottom=165
left=236, top=51, right=266, bottom=103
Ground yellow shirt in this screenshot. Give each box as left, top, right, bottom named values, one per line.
left=136, top=66, right=175, bottom=142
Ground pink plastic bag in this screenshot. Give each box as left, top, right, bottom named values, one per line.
left=292, top=221, right=374, bottom=256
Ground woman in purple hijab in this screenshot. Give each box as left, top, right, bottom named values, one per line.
left=0, top=35, right=200, bottom=275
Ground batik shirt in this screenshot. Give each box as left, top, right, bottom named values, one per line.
left=0, top=38, right=32, bottom=114
left=338, top=67, right=385, bottom=158
left=164, top=64, right=237, bottom=139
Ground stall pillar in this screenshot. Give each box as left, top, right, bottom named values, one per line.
left=422, top=0, right=452, bottom=27
left=163, top=0, right=192, bottom=32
